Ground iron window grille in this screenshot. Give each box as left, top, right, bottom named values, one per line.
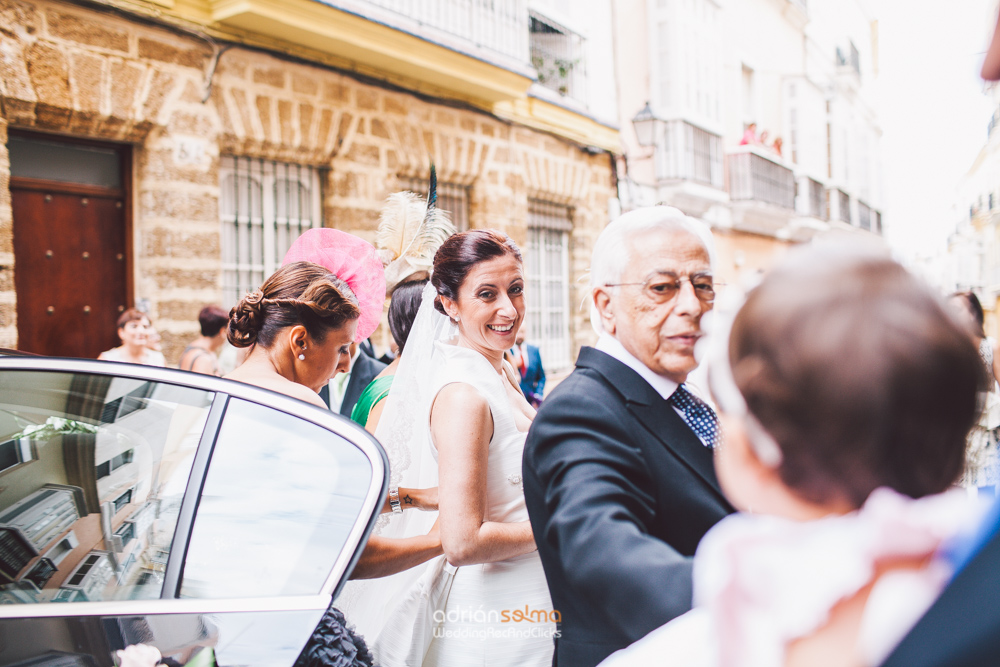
left=526, top=200, right=572, bottom=372
left=220, top=156, right=323, bottom=308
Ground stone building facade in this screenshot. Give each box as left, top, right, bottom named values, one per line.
left=0, top=0, right=616, bottom=367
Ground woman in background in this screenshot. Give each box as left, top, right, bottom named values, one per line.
left=353, top=278, right=427, bottom=431
left=99, top=309, right=165, bottom=366
left=949, top=291, right=1000, bottom=495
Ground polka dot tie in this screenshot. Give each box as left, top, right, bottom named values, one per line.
left=669, top=384, right=720, bottom=448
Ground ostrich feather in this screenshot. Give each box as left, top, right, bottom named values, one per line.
left=375, top=172, right=456, bottom=292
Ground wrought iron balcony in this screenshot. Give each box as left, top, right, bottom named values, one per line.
left=659, top=121, right=724, bottom=189
left=727, top=147, right=795, bottom=210
left=356, top=0, right=530, bottom=64
left=796, top=176, right=826, bottom=220
left=858, top=200, right=872, bottom=231
left=836, top=189, right=851, bottom=224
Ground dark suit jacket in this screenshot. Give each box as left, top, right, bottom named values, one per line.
left=319, top=351, right=386, bottom=416
left=522, top=347, right=734, bottom=667
left=881, top=519, right=1000, bottom=666
left=519, top=343, right=546, bottom=399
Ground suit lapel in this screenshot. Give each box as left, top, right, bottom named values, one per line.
left=576, top=347, right=726, bottom=502
left=628, top=399, right=725, bottom=502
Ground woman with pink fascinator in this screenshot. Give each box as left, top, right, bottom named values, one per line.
left=222, top=228, right=444, bottom=665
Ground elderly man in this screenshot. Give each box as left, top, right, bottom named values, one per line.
left=522, top=206, right=734, bottom=667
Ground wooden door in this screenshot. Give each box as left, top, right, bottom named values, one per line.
left=10, top=136, right=130, bottom=359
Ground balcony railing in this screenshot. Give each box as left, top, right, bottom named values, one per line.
left=529, top=12, right=586, bottom=100
left=837, top=189, right=851, bottom=224
left=873, top=210, right=882, bottom=235
left=858, top=200, right=872, bottom=231
left=796, top=177, right=826, bottom=219
left=659, top=120, right=723, bottom=188
left=727, top=148, right=795, bottom=210
left=344, top=0, right=530, bottom=63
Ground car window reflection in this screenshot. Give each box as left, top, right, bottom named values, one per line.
left=0, top=371, right=213, bottom=603
left=181, top=398, right=371, bottom=598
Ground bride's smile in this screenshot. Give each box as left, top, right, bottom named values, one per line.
left=438, top=253, right=526, bottom=371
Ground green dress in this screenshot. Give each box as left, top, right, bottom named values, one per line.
left=350, top=375, right=394, bottom=427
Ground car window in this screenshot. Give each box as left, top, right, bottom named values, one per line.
left=180, top=398, right=372, bottom=598
left=0, top=371, right=213, bottom=603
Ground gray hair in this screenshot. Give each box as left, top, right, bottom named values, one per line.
left=589, top=206, right=715, bottom=334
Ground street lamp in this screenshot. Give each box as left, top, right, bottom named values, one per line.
left=631, top=101, right=659, bottom=148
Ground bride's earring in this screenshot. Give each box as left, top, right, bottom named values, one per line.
left=298, top=346, right=306, bottom=361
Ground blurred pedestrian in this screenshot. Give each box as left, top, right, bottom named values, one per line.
left=178, top=305, right=229, bottom=376
left=98, top=309, right=165, bottom=366
left=603, top=244, right=984, bottom=667
left=511, top=324, right=545, bottom=407
left=948, top=291, right=1000, bottom=495
left=740, top=122, right=758, bottom=145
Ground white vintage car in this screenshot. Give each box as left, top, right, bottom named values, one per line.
left=0, top=356, right=387, bottom=667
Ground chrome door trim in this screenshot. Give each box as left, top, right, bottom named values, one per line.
left=161, top=393, right=229, bottom=599
left=0, top=357, right=389, bottom=602
left=0, top=594, right=331, bottom=618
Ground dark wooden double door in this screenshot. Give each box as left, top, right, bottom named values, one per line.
left=10, top=134, right=130, bottom=358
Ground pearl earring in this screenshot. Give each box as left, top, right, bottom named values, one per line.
left=298, top=353, right=305, bottom=361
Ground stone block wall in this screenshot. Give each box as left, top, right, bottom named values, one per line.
left=0, top=0, right=615, bottom=365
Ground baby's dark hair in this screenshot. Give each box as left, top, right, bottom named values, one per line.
left=228, top=261, right=360, bottom=349
left=730, top=246, right=981, bottom=508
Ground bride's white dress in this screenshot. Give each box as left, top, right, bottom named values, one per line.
left=361, top=340, right=555, bottom=667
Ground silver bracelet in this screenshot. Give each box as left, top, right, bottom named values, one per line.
left=389, top=487, right=402, bottom=514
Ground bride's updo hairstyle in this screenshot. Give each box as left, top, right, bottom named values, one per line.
left=431, top=229, right=522, bottom=315
left=228, top=261, right=361, bottom=349
left=728, top=244, right=981, bottom=508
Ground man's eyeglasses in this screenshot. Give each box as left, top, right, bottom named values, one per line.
left=604, top=275, right=723, bottom=304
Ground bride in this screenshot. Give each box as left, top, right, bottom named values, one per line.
left=345, top=229, right=555, bottom=666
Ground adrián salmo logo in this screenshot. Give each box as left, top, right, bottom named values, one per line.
left=433, top=606, right=561, bottom=624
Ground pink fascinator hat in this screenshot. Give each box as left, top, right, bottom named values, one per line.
left=282, top=228, right=386, bottom=342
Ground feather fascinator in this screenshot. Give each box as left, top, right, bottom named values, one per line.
left=376, top=165, right=456, bottom=293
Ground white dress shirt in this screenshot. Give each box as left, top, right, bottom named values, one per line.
left=595, top=333, right=714, bottom=445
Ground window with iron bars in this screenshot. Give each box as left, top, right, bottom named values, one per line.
left=220, top=156, right=323, bottom=308
left=397, top=177, right=470, bottom=232
left=526, top=201, right=572, bottom=372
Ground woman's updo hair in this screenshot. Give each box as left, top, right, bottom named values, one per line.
left=389, top=279, right=427, bottom=354
left=729, top=245, right=982, bottom=509
left=228, top=261, right=361, bottom=349
left=431, top=229, right=522, bottom=315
